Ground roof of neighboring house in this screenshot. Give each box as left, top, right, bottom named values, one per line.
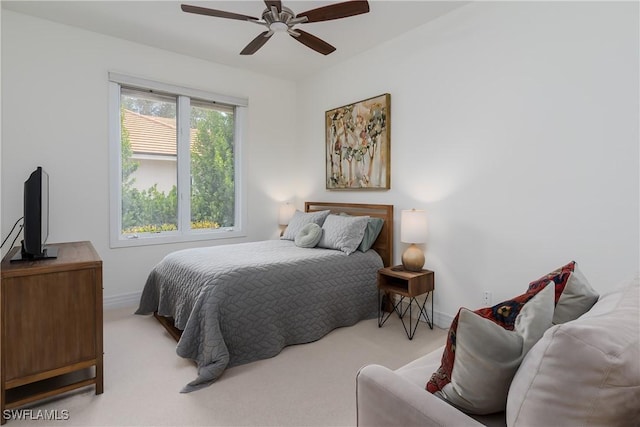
left=123, top=109, right=196, bottom=156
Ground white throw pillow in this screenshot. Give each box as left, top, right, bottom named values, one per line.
left=506, top=275, right=640, bottom=426
left=527, top=261, right=599, bottom=324
left=294, top=223, right=322, bottom=248
left=427, top=283, right=555, bottom=414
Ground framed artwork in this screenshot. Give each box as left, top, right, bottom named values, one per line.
left=325, top=93, right=390, bottom=190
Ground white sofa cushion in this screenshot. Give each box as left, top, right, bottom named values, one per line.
left=397, top=346, right=443, bottom=388
left=506, top=274, right=640, bottom=426
left=393, top=349, right=506, bottom=427
left=357, top=362, right=486, bottom=427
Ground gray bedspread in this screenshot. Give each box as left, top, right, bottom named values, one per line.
left=136, top=239, right=382, bottom=392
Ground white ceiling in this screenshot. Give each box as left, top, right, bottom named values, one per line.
left=2, top=1, right=468, bottom=81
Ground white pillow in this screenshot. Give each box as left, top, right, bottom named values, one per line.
left=317, top=214, right=369, bottom=255
left=427, top=283, right=555, bottom=414
left=506, top=275, right=640, bottom=426
left=527, top=261, right=599, bottom=324
left=552, top=265, right=599, bottom=324
left=281, top=210, right=330, bottom=241
left=294, top=223, right=322, bottom=248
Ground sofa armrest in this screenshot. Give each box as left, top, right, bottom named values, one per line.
left=356, top=364, right=484, bottom=427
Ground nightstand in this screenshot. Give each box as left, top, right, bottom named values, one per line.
left=377, top=266, right=434, bottom=340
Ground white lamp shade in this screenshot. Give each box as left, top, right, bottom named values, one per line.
left=278, top=203, right=296, bottom=225
left=401, top=209, right=428, bottom=243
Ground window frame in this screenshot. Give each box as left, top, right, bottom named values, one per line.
left=108, top=72, right=248, bottom=248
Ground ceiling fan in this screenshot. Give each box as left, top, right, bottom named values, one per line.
left=181, top=1, right=370, bottom=56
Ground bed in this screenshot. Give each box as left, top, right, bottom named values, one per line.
left=136, top=202, right=394, bottom=392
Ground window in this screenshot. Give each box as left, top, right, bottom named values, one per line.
left=109, top=73, right=247, bottom=247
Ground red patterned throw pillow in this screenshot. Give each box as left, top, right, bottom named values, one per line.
left=528, top=260, right=576, bottom=301
left=426, top=278, right=555, bottom=414
left=426, top=261, right=598, bottom=414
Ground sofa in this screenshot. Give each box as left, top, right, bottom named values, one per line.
left=356, top=269, right=640, bottom=426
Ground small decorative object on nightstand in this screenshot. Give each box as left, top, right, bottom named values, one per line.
left=377, top=265, right=434, bottom=340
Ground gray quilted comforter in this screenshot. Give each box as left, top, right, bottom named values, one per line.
left=136, top=239, right=382, bottom=392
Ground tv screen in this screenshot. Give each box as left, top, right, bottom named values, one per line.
left=11, top=166, right=57, bottom=262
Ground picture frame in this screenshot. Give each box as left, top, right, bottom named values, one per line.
left=325, top=93, right=390, bottom=190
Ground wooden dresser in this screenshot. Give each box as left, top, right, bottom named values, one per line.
left=0, top=241, right=103, bottom=424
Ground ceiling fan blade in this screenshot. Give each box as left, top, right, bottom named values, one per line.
left=264, top=1, right=282, bottom=13
left=290, top=29, right=336, bottom=55
left=181, top=4, right=258, bottom=22
left=297, top=1, right=369, bottom=23
left=240, top=31, right=273, bottom=55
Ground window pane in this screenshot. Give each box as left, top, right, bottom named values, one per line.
left=120, top=89, right=178, bottom=235
left=190, top=100, right=235, bottom=229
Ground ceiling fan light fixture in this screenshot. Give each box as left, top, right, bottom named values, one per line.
left=270, top=21, right=289, bottom=32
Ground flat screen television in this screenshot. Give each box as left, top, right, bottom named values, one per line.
left=10, top=166, right=58, bottom=262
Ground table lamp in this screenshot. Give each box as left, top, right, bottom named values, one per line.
left=278, top=203, right=296, bottom=226
left=401, top=209, right=428, bottom=272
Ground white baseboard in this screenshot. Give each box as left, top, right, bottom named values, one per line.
left=103, top=291, right=141, bottom=310
left=433, top=310, right=454, bottom=329
left=395, top=297, right=454, bottom=329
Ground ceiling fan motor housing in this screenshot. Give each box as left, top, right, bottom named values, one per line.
left=262, top=6, right=306, bottom=33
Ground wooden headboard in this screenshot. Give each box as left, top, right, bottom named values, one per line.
left=305, top=202, right=394, bottom=268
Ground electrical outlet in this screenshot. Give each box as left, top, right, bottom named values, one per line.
left=482, top=291, right=492, bottom=306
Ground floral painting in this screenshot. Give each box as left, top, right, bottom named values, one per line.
left=325, top=93, right=390, bottom=190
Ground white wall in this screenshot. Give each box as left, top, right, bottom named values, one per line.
left=2, top=3, right=638, bottom=324
left=296, top=1, right=639, bottom=325
left=1, top=11, right=298, bottom=303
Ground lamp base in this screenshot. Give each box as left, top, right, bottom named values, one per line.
left=402, top=244, right=425, bottom=272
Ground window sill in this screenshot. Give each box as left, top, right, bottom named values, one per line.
left=109, top=228, right=246, bottom=249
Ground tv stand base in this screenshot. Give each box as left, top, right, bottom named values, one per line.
left=9, top=245, right=58, bottom=263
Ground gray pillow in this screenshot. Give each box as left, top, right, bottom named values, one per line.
left=317, top=214, right=369, bottom=255
left=294, top=223, right=323, bottom=248
left=339, top=213, right=384, bottom=252
left=281, top=210, right=330, bottom=241
left=358, top=217, right=384, bottom=252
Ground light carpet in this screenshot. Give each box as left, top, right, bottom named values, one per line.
left=9, top=306, right=447, bottom=426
